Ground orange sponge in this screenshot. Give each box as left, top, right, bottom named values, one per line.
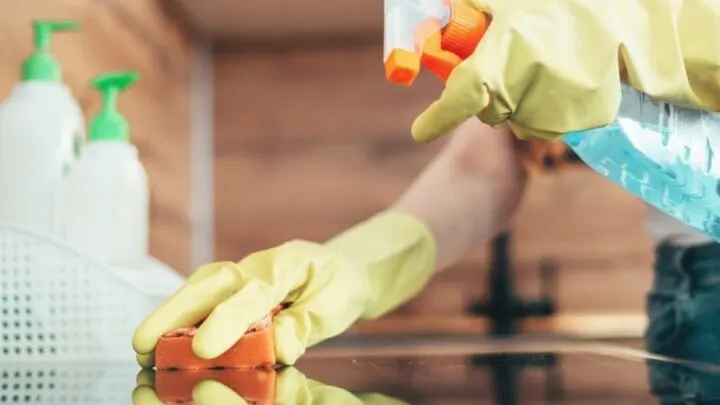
left=155, top=305, right=283, bottom=370
left=155, top=368, right=276, bottom=405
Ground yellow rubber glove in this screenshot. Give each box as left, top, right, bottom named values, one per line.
left=132, top=211, right=436, bottom=366
left=132, top=367, right=409, bottom=405
left=411, top=0, right=720, bottom=143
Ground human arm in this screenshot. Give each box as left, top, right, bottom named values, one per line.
left=322, top=118, right=528, bottom=320
left=132, top=118, right=528, bottom=365
left=391, top=118, right=528, bottom=271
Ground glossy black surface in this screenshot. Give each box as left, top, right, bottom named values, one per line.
left=3, top=339, right=720, bottom=404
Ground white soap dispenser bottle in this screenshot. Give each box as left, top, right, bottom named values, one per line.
left=63, top=71, right=149, bottom=266
left=0, top=20, right=85, bottom=235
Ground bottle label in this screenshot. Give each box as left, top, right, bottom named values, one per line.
left=564, top=85, right=720, bottom=241
left=617, top=85, right=720, bottom=178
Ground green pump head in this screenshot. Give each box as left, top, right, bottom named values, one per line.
left=21, top=20, right=80, bottom=82
left=88, top=72, right=140, bottom=143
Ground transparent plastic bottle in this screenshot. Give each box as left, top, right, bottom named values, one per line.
left=564, top=84, right=720, bottom=240
left=0, top=20, right=84, bottom=235
left=63, top=72, right=149, bottom=266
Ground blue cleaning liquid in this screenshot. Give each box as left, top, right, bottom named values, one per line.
left=563, top=84, right=720, bottom=241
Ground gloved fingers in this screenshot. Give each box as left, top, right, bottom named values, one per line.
left=271, top=310, right=308, bottom=366
left=410, top=18, right=507, bottom=144
left=272, top=298, right=362, bottom=365
left=131, top=385, right=163, bottom=405
left=192, top=380, right=248, bottom=405
left=136, top=351, right=155, bottom=369
left=135, top=369, right=156, bottom=387
left=412, top=0, right=623, bottom=143
left=132, top=263, right=242, bottom=355
left=274, top=367, right=312, bottom=404
left=193, top=279, right=277, bottom=359
left=411, top=59, right=492, bottom=143
left=274, top=367, right=364, bottom=405
left=132, top=263, right=212, bottom=356
left=270, top=252, right=370, bottom=365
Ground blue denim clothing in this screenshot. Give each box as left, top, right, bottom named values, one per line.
left=646, top=241, right=720, bottom=403
left=647, top=360, right=720, bottom=404
left=645, top=241, right=720, bottom=361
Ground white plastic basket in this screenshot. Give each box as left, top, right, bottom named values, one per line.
left=0, top=221, right=184, bottom=364
left=0, top=363, right=137, bottom=404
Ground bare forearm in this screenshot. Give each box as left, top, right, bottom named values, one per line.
left=392, top=119, right=528, bottom=271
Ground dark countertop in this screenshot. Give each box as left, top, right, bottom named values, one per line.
left=3, top=337, right=720, bottom=404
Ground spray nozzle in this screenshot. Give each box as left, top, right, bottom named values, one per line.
left=88, top=72, right=140, bottom=143
left=21, top=19, right=80, bottom=82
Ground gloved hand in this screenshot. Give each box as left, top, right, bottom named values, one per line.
left=132, top=367, right=409, bottom=405
left=411, top=0, right=720, bottom=143
left=132, top=211, right=436, bottom=366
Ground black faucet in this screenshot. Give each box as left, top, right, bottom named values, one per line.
left=467, top=231, right=557, bottom=335
left=466, top=231, right=563, bottom=405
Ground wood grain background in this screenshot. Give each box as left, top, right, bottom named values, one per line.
left=213, top=44, right=655, bottom=329
left=1, top=0, right=194, bottom=273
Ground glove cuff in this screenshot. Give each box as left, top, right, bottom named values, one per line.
left=325, top=210, right=438, bottom=319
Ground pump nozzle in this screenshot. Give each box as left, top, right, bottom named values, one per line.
left=88, top=72, right=140, bottom=143
left=22, top=20, right=80, bottom=82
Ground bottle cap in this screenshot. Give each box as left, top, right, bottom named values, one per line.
left=88, top=72, right=140, bottom=143
left=439, top=1, right=489, bottom=60
left=21, top=20, right=80, bottom=82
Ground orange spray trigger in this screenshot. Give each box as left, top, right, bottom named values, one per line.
left=420, top=32, right=463, bottom=81
left=421, top=1, right=488, bottom=82
left=385, top=49, right=421, bottom=86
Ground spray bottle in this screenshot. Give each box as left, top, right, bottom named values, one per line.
left=0, top=20, right=85, bottom=235
left=384, top=0, right=720, bottom=241
left=62, top=72, right=150, bottom=266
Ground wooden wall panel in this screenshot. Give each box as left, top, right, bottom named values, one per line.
left=213, top=46, right=445, bottom=256
left=214, top=45, right=654, bottom=330
left=173, top=0, right=382, bottom=42
left=2, top=0, right=194, bottom=273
